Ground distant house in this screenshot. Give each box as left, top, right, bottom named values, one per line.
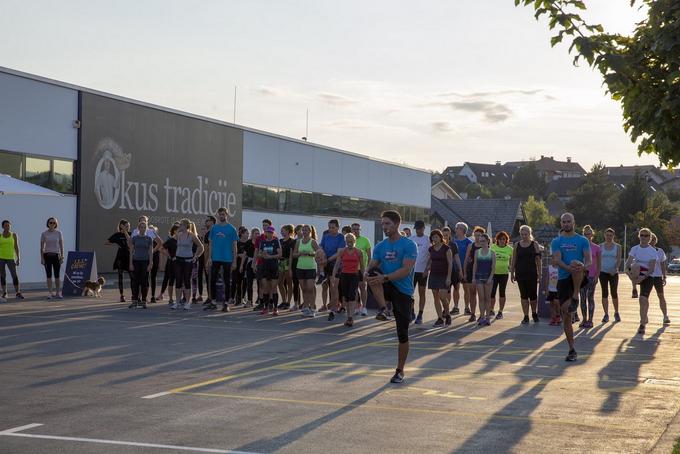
left=545, top=177, right=584, bottom=202
left=606, top=174, right=661, bottom=195
left=660, top=177, right=680, bottom=192
left=442, top=165, right=464, bottom=180
left=458, top=162, right=516, bottom=186
left=505, top=156, right=585, bottom=181
left=430, top=196, right=525, bottom=238
left=604, top=165, right=670, bottom=185
left=431, top=179, right=462, bottom=201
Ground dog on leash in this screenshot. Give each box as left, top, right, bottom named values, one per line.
left=82, top=276, right=106, bottom=297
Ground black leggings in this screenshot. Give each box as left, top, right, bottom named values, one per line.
left=598, top=272, right=619, bottom=299
left=210, top=261, right=232, bottom=302
left=0, top=259, right=19, bottom=289
left=43, top=253, right=61, bottom=278
left=292, top=259, right=300, bottom=303
left=245, top=265, right=255, bottom=301
left=132, top=260, right=150, bottom=301
left=174, top=258, right=193, bottom=290
left=150, top=251, right=160, bottom=297
left=232, top=262, right=246, bottom=303
left=117, top=269, right=133, bottom=295
left=491, top=274, right=508, bottom=298
left=161, top=259, right=176, bottom=294
left=198, top=258, right=208, bottom=297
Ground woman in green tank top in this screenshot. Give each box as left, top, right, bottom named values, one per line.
left=0, top=220, right=23, bottom=300
left=293, top=225, right=321, bottom=317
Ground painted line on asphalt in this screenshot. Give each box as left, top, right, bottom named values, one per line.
left=141, top=391, right=173, bottom=399
left=0, top=423, right=260, bottom=453
left=175, top=391, right=628, bottom=431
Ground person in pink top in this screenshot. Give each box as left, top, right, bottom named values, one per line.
left=579, top=225, right=601, bottom=328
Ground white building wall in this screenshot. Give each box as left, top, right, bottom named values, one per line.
left=243, top=131, right=430, bottom=208
left=0, top=71, right=78, bottom=160
left=0, top=195, right=78, bottom=284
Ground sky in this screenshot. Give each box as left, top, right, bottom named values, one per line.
left=0, top=0, right=659, bottom=172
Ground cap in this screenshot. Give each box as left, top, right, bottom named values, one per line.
left=414, top=220, right=425, bottom=229
left=266, top=226, right=276, bottom=233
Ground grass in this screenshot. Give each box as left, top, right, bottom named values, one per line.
left=673, top=437, right=680, bottom=454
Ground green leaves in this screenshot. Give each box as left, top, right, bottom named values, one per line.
left=515, top=0, right=680, bottom=167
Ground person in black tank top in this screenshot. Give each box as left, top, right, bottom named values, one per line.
left=463, top=226, right=486, bottom=322
left=510, top=225, right=542, bottom=324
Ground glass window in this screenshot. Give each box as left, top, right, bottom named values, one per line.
left=286, top=189, right=302, bottom=213
left=317, top=193, right=334, bottom=215
left=242, top=184, right=253, bottom=209
left=278, top=189, right=287, bottom=212
left=265, top=187, right=278, bottom=211
left=300, top=191, right=314, bottom=213
left=252, top=185, right=267, bottom=210
left=0, top=151, right=23, bottom=179
left=25, top=156, right=51, bottom=188
left=52, top=159, right=74, bottom=193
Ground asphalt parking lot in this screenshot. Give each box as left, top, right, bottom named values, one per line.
left=1, top=276, right=679, bottom=453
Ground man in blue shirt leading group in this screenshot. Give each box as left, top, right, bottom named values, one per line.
left=551, top=212, right=591, bottom=362
left=366, top=210, right=417, bottom=384
left=204, top=207, right=239, bottom=312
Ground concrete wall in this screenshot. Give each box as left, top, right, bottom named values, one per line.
left=0, top=72, right=78, bottom=160
left=243, top=131, right=430, bottom=208
left=0, top=195, right=77, bottom=284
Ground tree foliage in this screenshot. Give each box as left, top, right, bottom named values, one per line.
left=524, top=195, right=554, bottom=227
left=515, top=0, right=680, bottom=167
left=612, top=170, right=648, bottom=227
left=565, top=163, right=618, bottom=228
left=628, top=192, right=679, bottom=250
left=511, top=163, right=547, bottom=199
left=465, top=183, right=493, bottom=199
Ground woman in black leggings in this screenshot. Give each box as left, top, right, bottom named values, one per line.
left=173, top=218, right=204, bottom=310
left=106, top=219, right=132, bottom=303
left=129, top=221, right=154, bottom=308
left=599, top=228, right=622, bottom=323
left=510, top=225, right=542, bottom=324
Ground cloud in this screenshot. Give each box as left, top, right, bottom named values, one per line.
left=435, top=100, right=513, bottom=123
left=431, top=121, right=454, bottom=133
left=437, top=88, right=544, bottom=98
left=255, top=86, right=283, bottom=96
left=317, top=93, right=358, bottom=106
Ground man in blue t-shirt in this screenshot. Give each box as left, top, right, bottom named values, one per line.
left=551, top=212, right=591, bottom=362
left=204, top=207, right=238, bottom=311
left=453, top=222, right=474, bottom=315
left=319, top=219, right=346, bottom=312
left=366, top=210, right=417, bottom=384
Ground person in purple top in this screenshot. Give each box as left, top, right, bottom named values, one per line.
left=319, top=219, right=346, bottom=313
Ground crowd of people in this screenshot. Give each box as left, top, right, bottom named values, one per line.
left=0, top=209, right=673, bottom=382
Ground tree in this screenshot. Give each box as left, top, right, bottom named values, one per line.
left=626, top=192, right=679, bottom=251
left=566, top=163, right=618, bottom=229
left=511, top=162, right=547, bottom=199
left=612, top=171, right=648, bottom=227
left=515, top=0, right=680, bottom=166
left=524, top=195, right=554, bottom=227
left=465, top=183, right=492, bottom=199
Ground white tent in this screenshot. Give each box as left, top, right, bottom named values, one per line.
left=0, top=174, right=63, bottom=197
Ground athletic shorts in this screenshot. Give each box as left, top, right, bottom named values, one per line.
left=516, top=278, right=538, bottom=301
left=428, top=273, right=448, bottom=290
left=547, top=291, right=558, bottom=301
left=261, top=261, right=279, bottom=280
left=256, top=263, right=265, bottom=281
left=639, top=276, right=662, bottom=298
left=557, top=277, right=586, bottom=312
left=323, top=261, right=336, bottom=282
left=450, top=268, right=460, bottom=287
left=296, top=268, right=316, bottom=280
left=339, top=273, right=360, bottom=301
left=413, top=272, right=428, bottom=287
left=463, top=265, right=474, bottom=284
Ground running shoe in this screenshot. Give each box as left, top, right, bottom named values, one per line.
left=203, top=298, right=213, bottom=306
left=46, top=295, right=52, bottom=300
left=548, top=317, right=556, bottom=326
left=445, top=315, right=452, bottom=326
left=128, top=301, right=137, bottom=309
left=120, top=295, right=126, bottom=303
left=327, top=311, right=335, bottom=321
left=305, top=310, right=316, bottom=318
left=488, top=310, right=495, bottom=317
left=614, top=312, right=621, bottom=322
left=182, top=302, right=190, bottom=311
left=150, top=297, right=157, bottom=304
left=157, top=294, right=164, bottom=301
left=203, top=303, right=217, bottom=311
left=338, top=307, right=346, bottom=314
left=483, top=317, right=491, bottom=326
left=432, top=318, right=444, bottom=328
left=222, top=304, right=230, bottom=312
left=565, top=349, right=577, bottom=362
left=141, top=301, right=148, bottom=309
left=260, top=308, right=269, bottom=315
left=57, top=294, right=64, bottom=299
left=360, top=307, right=368, bottom=316
left=495, top=311, right=503, bottom=320
left=277, top=302, right=287, bottom=310
left=468, top=314, right=476, bottom=323
left=375, top=309, right=388, bottom=321
left=191, top=297, right=197, bottom=304
left=0, top=296, right=6, bottom=303
left=300, top=307, right=310, bottom=317
left=316, top=274, right=325, bottom=285
left=170, top=302, right=178, bottom=310
left=663, top=316, right=671, bottom=325
left=414, top=314, right=423, bottom=325
left=15, top=293, right=24, bottom=300
left=290, top=304, right=298, bottom=312
left=602, top=314, right=609, bottom=323
left=272, top=309, right=279, bottom=316
left=521, top=315, right=530, bottom=324
left=532, top=313, right=539, bottom=323
left=578, top=320, right=586, bottom=328
left=555, top=316, right=562, bottom=324
left=390, top=370, right=404, bottom=384
left=464, top=307, right=471, bottom=315
left=344, top=318, right=354, bottom=327
left=318, top=306, right=328, bottom=313
left=411, top=310, right=416, bottom=322
left=632, top=289, right=638, bottom=298
left=451, top=307, right=460, bottom=315
left=637, top=324, right=645, bottom=334
left=197, top=296, right=203, bottom=302
left=168, top=298, right=174, bottom=307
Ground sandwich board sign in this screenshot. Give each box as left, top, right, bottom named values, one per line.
left=62, top=251, right=98, bottom=297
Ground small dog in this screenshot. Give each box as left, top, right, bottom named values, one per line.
left=82, top=276, right=106, bottom=297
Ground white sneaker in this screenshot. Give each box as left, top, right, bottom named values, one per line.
left=290, top=304, right=298, bottom=311
left=183, top=302, right=190, bottom=311
left=305, top=310, right=316, bottom=318
left=360, top=307, right=368, bottom=316
left=170, top=302, right=178, bottom=310
left=46, top=294, right=53, bottom=300
left=0, top=297, right=6, bottom=303
left=300, top=307, right=310, bottom=317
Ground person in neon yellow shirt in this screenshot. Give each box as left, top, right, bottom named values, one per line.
left=351, top=223, right=372, bottom=316
left=490, top=231, right=513, bottom=319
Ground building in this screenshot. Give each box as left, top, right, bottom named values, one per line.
left=505, top=156, right=585, bottom=181
left=458, top=162, right=515, bottom=186
left=0, top=67, right=431, bottom=283
left=430, top=197, right=526, bottom=239
left=545, top=177, right=583, bottom=202
left=431, top=179, right=461, bottom=201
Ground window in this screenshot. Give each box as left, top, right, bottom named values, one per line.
left=252, top=185, right=267, bottom=210
left=25, top=156, right=51, bottom=188
left=242, top=183, right=253, bottom=208
left=0, top=151, right=23, bottom=179
left=52, top=159, right=74, bottom=193
left=265, top=187, right=278, bottom=211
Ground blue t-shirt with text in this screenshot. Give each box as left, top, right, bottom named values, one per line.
left=551, top=234, right=591, bottom=280
left=320, top=232, right=346, bottom=261
left=372, top=236, right=418, bottom=296
left=454, top=237, right=473, bottom=270
left=209, top=223, right=238, bottom=262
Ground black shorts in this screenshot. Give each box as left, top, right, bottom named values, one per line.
left=383, top=281, right=414, bottom=344
left=516, top=278, right=538, bottom=301
left=428, top=273, right=448, bottom=290
left=450, top=267, right=460, bottom=287
left=547, top=291, right=558, bottom=302
left=324, top=261, right=336, bottom=282
left=491, top=274, right=509, bottom=298
left=296, top=269, right=316, bottom=280
left=256, top=263, right=265, bottom=280
left=639, top=276, right=663, bottom=298
left=340, top=273, right=360, bottom=301
left=463, top=265, right=474, bottom=284
left=413, top=272, right=428, bottom=287
left=557, top=278, right=580, bottom=312
left=261, top=261, right=279, bottom=280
